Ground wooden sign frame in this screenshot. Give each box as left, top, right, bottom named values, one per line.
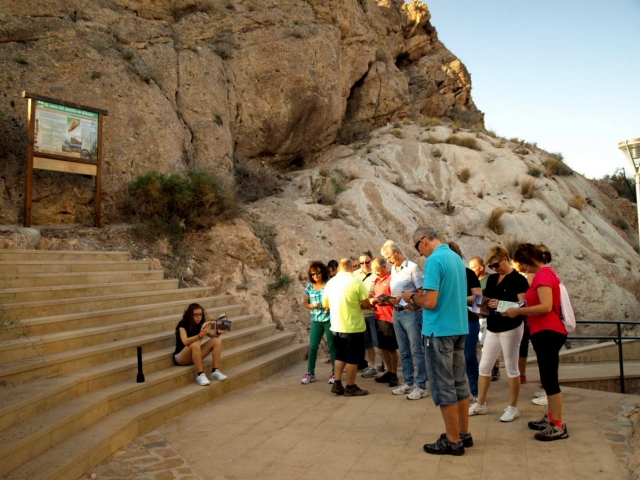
left=22, top=92, right=108, bottom=227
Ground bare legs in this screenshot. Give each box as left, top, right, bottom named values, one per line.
left=175, top=336, right=222, bottom=371
left=442, top=398, right=470, bottom=443
left=334, top=360, right=358, bottom=385
left=381, top=349, right=398, bottom=374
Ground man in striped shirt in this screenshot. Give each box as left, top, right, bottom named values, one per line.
left=380, top=240, right=428, bottom=400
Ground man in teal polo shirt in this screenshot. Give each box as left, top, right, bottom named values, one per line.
left=402, top=226, right=472, bottom=456
left=323, top=258, right=371, bottom=396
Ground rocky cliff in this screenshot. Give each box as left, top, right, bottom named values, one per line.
left=1, top=0, right=638, bottom=341
left=0, top=0, right=481, bottom=224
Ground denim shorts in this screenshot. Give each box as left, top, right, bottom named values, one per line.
left=363, top=316, right=379, bottom=348
left=423, top=334, right=471, bottom=406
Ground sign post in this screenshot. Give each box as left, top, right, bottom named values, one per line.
left=22, top=92, right=108, bottom=227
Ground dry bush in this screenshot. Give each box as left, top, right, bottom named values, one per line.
left=420, top=117, right=442, bottom=128
left=528, top=167, right=542, bottom=178
left=391, top=129, right=404, bottom=139
left=451, top=119, right=463, bottom=133
left=520, top=178, right=537, bottom=199
left=486, top=207, right=507, bottom=234
left=402, top=117, right=412, bottom=125
left=476, top=188, right=484, bottom=199
left=458, top=168, right=471, bottom=183
left=421, top=135, right=440, bottom=144
left=234, top=156, right=282, bottom=203
left=445, top=135, right=481, bottom=151
left=544, top=157, right=573, bottom=176
left=503, top=236, right=527, bottom=259
left=432, top=147, right=442, bottom=158
left=568, top=194, right=587, bottom=211
left=513, top=147, right=529, bottom=155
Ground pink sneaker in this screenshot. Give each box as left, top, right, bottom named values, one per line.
left=328, top=374, right=335, bottom=384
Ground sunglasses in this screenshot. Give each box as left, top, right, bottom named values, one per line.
left=488, top=261, right=502, bottom=270
left=310, top=272, right=321, bottom=276
left=361, top=260, right=371, bottom=265
left=414, top=237, right=425, bottom=253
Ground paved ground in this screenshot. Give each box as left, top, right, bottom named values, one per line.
left=83, top=360, right=639, bottom=480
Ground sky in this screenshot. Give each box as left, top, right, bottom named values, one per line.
left=419, top=0, right=640, bottom=179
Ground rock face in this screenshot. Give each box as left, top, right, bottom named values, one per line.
left=0, top=0, right=481, bottom=224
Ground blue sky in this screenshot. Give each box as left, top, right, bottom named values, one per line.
left=420, top=0, right=640, bottom=179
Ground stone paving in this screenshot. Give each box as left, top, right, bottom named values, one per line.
left=83, top=360, right=639, bottom=480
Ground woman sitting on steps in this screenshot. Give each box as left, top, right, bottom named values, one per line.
left=174, top=303, right=227, bottom=386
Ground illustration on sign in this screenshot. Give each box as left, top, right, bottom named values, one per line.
left=34, top=100, right=99, bottom=162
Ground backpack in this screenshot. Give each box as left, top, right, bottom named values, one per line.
left=553, top=272, right=576, bottom=333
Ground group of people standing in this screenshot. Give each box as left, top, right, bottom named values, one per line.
left=301, top=226, right=570, bottom=456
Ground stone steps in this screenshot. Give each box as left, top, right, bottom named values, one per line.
left=0, top=295, right=237, bottom=340
left=0, top=259, right=152, bottom=275
left=0, top=248, right=307, bottom=479
left=2, top=286, right=217, bottom=321
left=0, top=269, right=165, bottom=288
left=2, top=278, right=179, bottom=303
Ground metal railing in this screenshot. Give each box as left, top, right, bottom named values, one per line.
left=567, top=320, right=640, bottom=394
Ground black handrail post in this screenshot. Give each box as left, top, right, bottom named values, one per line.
left=137, top=346, right=145, bottom=383
left=617, top=323, right=625, bottom=394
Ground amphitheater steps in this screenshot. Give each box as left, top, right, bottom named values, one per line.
left=0, top=249, right=307, bottom=479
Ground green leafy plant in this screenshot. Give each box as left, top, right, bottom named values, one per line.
left=122, top=170, right=234, bottom=248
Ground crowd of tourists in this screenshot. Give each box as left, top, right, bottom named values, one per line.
left=300, top=226, right=569, bottom=456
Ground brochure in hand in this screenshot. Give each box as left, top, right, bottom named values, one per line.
left=496, top=300, right=525, bottom=313
left=468, top=295, right=491, bottom=316
left=215, top=313, right=232, bottom=332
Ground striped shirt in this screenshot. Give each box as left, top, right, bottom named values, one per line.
left=389, top=259, right=423, bottom=297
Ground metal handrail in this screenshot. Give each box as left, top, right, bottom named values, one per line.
left=567, top=319, right=640, bottom=394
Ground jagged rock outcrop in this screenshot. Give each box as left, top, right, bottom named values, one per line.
left=0, top=0, right=481, bottom=224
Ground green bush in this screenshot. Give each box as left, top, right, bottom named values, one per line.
left=122, top=170, right=233, bottom=246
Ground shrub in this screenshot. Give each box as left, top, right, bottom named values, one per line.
left=537, top=212, right=546, bottom=221
left=614, top=217, right=629, bottom=231
left=504, top=235, right=527, bottom=259
left=476, top=188, right=484, bottom=199
left=15, top=56, right=28, bottom=65
left=485, top=129, right=497, bottom=138
left=513, top=147, right=529, bottom=155
left=402, top=117, right=412, bottom=125
left=568, top=194, right=587, bottom=211
left=458, top=168, right=471, bottom=183
left=527, top=167, right=542, bottom=178
left=391, top=129, right=403, bottom=139
left=392, top=122, right=402, bottom=128
left=122, top=170, right=233, bottom=247
left=234, top=156, right=281, bottom=203
left=445, top=135, right=481, bottom=151
left=421, top=135, right=440, bottom=144
left=544, top=157, right=573, bottom=176
left=486, top=207, right=507, bottom=234
left=421, top=117, right=442, bottom=128
left=598, top=168, right=637, bottom=202
left=441, top=200, right=455, bottom=216
left=451, top=119, right=463, bottom=133
left=432, top=147, right=442, bottom=158
left=520, top=178, right=537, bottom=199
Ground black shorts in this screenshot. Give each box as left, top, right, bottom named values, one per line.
left=332, top=331, right=365, bottom=365
left=376, top=320, right=398, bottom=351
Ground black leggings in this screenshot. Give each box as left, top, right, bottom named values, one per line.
left=519, top=322, right=530, bottom=359
left=530, top=330, right=567, bottom=396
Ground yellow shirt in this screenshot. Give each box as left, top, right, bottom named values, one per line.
left=323, top=272, right=368, bottom=333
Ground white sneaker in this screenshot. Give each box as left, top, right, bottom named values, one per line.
left=532, top=394, right=548, bottom=406
left=407, top=387, right=429, bottom=400
left=500, top=406, right=520, bottom=422
left=469, top=402, right=488, bottom=416
left=392, top=383, right=415, bottom=395
left=196, top=373, right=211, bottom=386
left=210, top=370, right=227, bottom=381
left=533, top=390, right=546, bottom=398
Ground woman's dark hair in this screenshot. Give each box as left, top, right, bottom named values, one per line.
left=513, top=243, right=552, bottom=266
left=179, top=303, right=207, bottom=329
left=327, top=259, right=338, bottom=270
left=308, top=261, right=329, bottom=283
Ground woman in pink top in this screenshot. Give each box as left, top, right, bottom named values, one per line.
left=503, top=243, right=568, bottom=442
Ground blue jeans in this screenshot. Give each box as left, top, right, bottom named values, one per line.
left=464, top=321, right=480, bottom=397
left=423, top=334, right=471, bottom=406
left=392, top=309, right=427, bottom=389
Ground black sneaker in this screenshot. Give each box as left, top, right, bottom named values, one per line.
left=424, top=435, right=465, bottom=456
left=438, top=432, right=473, bottom=448
left=491, top=366, right=500, bottom=381
left=357, top=360, right=369, bottom=370
left=528, top=413, right=550, bottom=431
left=388, top=373, right=399, bottom=387
left=534, top=423, right=568, bottom=441
left=331, top=382, right=345, bottom=395
left=374, top=372, right=393, bottom=383
left=344, top=384, right=369, bottom=396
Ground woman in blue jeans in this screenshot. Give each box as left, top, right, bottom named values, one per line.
left=448, top=243, right=482, bottom=399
